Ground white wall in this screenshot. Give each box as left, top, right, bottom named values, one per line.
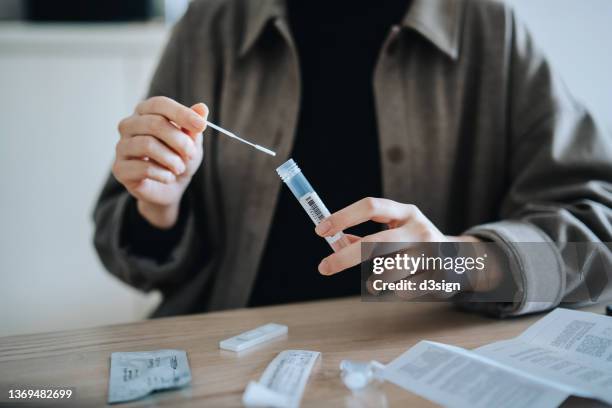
left=0, top=1, right=610, bottom=337
left=507, top=0, right=612, bottom=131
left=0, top=23, right=168, bottom=336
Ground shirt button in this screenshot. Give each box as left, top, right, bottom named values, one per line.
left=386, top=145, right=404, bottom=163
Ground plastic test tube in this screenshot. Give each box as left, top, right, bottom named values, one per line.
left=276, top=159, right=350, bottom=252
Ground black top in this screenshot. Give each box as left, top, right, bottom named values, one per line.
left=123, top=0, right=410, bottom=307
left=248, top=0, right=409, bottom=306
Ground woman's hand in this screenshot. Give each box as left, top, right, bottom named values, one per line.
left=315, top=197, right=480, bottom=276
left=112, top=97, right=208, bottom=228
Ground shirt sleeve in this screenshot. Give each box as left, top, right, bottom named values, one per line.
left=92, top=8, right=209, bottom=293
left=121, top=197, right=188, bottom=264
left=463, top=6, right=612, bottom=317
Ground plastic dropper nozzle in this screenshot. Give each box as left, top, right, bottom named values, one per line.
left=206, top=121, right=276, bottom=156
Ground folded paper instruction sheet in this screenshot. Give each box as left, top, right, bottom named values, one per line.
left=382, top=308, right=612, bottom=408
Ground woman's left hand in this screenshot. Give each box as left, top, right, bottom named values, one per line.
left=315, top=197, right=480, bottom=276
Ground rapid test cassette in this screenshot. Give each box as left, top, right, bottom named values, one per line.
left=219, top=323, right=288, bottom=352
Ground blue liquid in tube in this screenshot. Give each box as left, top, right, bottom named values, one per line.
left=276, top=159, right=350, bottom=252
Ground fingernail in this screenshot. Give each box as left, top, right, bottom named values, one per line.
left=190, top=114, right=205, bottom=129
left=316, top=220, right=331, bottom=236
left=175, top=162, right=185, bottom=175
left=318, top=259, right=330, bottom=275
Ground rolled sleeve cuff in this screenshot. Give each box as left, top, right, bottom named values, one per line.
left=464, top=220, right=565, bottom=317
left=112, top=194, right=198, bottom=291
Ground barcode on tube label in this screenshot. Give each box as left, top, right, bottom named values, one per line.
left=299, top=192, right=330, bottom=223
left=299, top=193, right=342, bottom=244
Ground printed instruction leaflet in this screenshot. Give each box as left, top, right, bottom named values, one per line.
left=382, top=308, right=612, bottom=407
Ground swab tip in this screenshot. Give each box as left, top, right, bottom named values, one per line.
left=256, top=145, right=277, bottom=156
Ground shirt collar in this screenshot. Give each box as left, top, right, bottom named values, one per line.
left=400, top=0, right=464, bottom=60
left=239, top=0, right=285, bottom=57
left=239, top=0, right=464, bottom=60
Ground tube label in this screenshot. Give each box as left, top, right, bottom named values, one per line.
left=299, top=192, right=342, bottom=244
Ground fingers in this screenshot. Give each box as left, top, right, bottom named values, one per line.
left=315, top=197, right=417, bottom=238
left=318, top=229, right=405, bottom=276
left=316, top=199, right=447, bottom=276
left=113, top=160, right=176, bottom=185
left=112, top=99, right=208, bottom=221
left=344, top=234, right=361, bottom=244
left=117, top=135, right=186, bottom=175
left=136, top=96, right=206, bottom=134
left=121, top=114, right=197, bottom=160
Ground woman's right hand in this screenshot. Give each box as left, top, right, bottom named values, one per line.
left=113, top=96, right=208, bottom=229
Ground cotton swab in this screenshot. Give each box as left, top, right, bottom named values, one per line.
left=205, top=121, right=276, bottom=156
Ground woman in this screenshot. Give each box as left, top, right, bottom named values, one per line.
left=94, top=0, right=612, bottom=317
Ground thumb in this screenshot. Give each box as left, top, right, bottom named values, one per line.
left=182, top=103, right=209, bottom=139
left=191, top=102, right=209, bottom=120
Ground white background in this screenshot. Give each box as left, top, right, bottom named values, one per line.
left=0, top=0, right=610, bottom=337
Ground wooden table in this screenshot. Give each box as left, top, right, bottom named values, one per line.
left=0, top=298, right=603, bottom=407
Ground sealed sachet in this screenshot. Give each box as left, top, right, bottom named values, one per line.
left=108, top=349, right=191, bottom=404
